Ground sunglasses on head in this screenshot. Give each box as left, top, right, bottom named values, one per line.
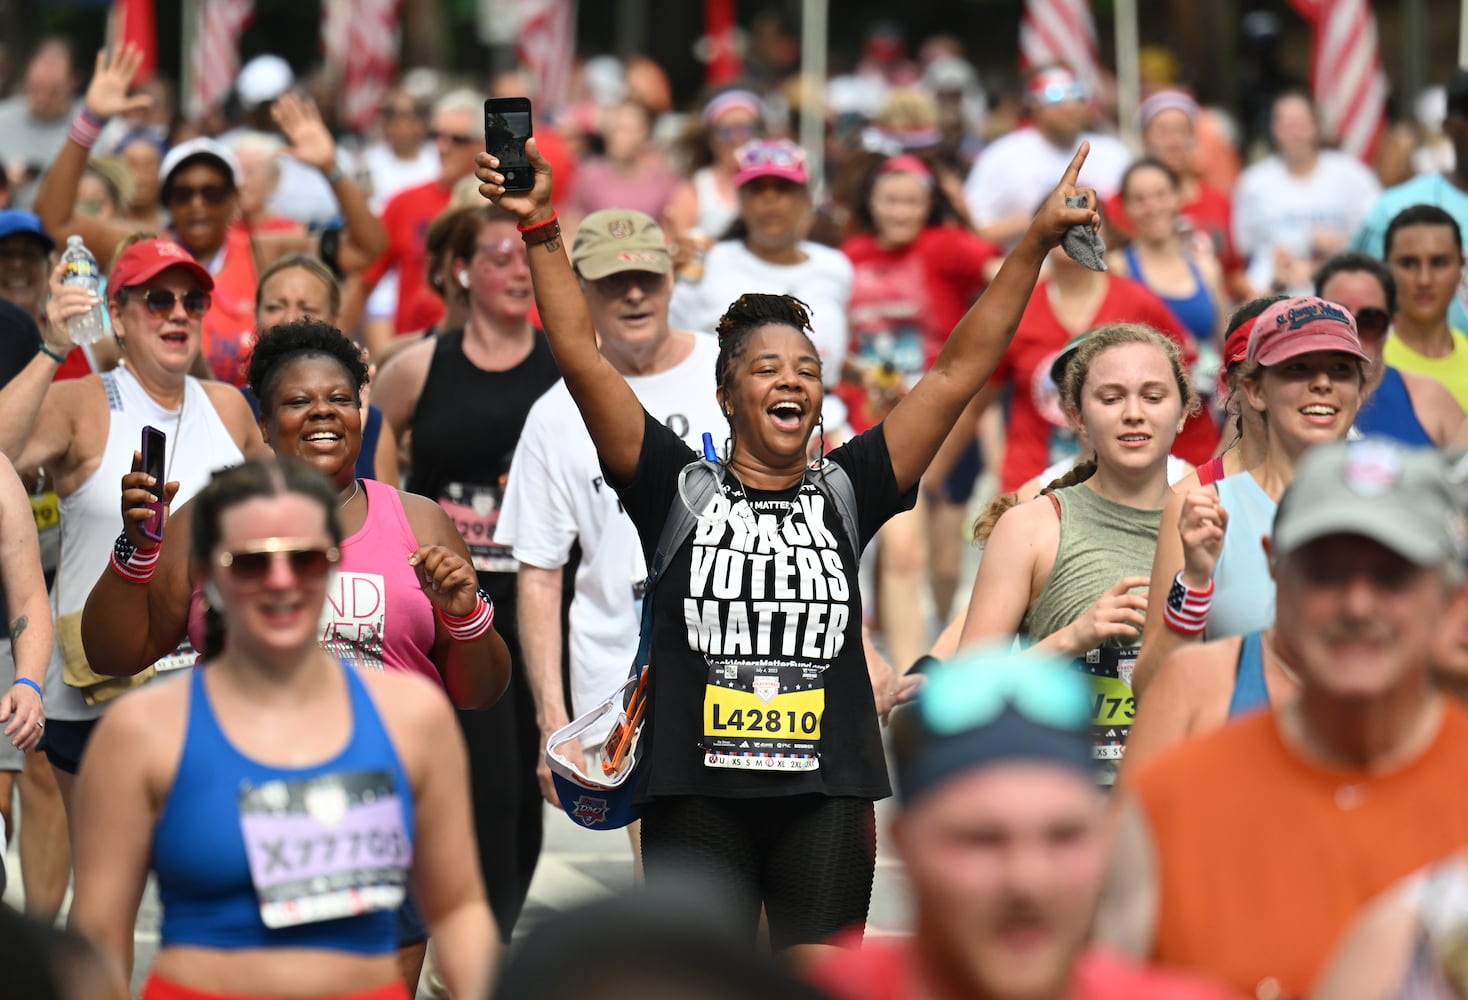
left=218, top=537, right=340, bottom=585
left=1352, top=307, right=1391, bottom=340
left=713, top=122, right=758, bottom=144
left=122, top=287, right=211, bottom=318
left=430, top=130, right=479, bottom=147
left=1032, top=81, right=1088, bottom=106
left=167, top=183, right=231, bottom=207
left=917, top=659, right=1092, bottom=736
left=474, top=238, right=526, bottom=265
left=737, top=141, right=806, bottom=171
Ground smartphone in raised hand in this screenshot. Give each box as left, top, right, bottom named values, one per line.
left=484, top=96, right=534, bottom=193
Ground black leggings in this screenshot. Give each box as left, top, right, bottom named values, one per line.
left=459, top=624, right=543, bottom=943
left=640, top=794, right=876, bottom=949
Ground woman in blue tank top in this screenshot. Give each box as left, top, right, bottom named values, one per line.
left=67, top=458, right=496, bottom=1000
left=1110, top=159, right=1224, bottom=348
left=1133, top=295, right=1367, bottom=696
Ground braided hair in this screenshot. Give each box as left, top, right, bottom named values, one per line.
left=713, top=293, right=818, bottom=405
left=246, top=320, right=370, bottom=413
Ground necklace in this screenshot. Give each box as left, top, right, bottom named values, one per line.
left=1262, top=630, right=1303, bottom=688
left=339, top=479, right=361, bottom=509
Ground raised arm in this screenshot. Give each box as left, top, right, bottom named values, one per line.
left=1132, top=487, right=1228, bottom=697
left=258, top=95, right=387, bottom=266
left=882, top=144, right=1099, bottom=493
left=33, top=46, right=145, bottom=265
left=477, top=140, right=646, bottom=484
left=81, top=464, right=191, bottom=676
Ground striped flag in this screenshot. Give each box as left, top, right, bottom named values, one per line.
left=518, top=0, right=577, bottom=113
left=322, top=0, right=400, bottom=133
left=1019, top=0, right=1105, bottom=104
left=187, top=0, right=254, bottom=119
left=1287, top=0, right=1389, bottom=161
left=110, top=0, right=157, bottom=83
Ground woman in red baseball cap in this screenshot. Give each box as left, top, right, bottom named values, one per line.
left=0, top=235, right=269, bottom=866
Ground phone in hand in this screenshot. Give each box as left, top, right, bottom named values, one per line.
left=140, top=425, right=166, bottom=542
left=484, top=97, right=534, bottom=193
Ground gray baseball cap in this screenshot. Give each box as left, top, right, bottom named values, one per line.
left=1272, top=439, right=1464, bottom=567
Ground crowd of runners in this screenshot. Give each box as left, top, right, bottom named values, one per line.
left=2, top=22, right=1468, bottom=1000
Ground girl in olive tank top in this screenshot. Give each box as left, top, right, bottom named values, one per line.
left=960, top=325, right=1199, bottom=781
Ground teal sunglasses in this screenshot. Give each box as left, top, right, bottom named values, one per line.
left=917, top=648, right=1092, bottom=735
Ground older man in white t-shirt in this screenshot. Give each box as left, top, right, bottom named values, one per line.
left=963, top=64, right=1131, bottom=248
left=496, top=209, right=724, bottom=855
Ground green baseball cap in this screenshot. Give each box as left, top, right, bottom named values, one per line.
left=571, top=209, right=672, bottom=281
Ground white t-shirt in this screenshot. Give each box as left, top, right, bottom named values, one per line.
left=669, top=240, right=853, bottom=391
left=963, top=126, right=1132, bottom=246
left=496, top=333, right=726, bottom=745
left=359, top=141, right=441, bottom=214
left=1232, top=151, right=1382, bottom=294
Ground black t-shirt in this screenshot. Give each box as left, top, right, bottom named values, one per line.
left=613, top=409, right=916, bottom=801
left=406, top=327, right=561, bottom=618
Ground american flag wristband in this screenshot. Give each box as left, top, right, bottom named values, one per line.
left=438, top=591, right=495, bottom=641
left=111, top=532, right=160, bottom=583
left=1162, top=570, right=1213, bottom=637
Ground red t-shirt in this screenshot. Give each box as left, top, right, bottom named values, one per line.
left=839, top=225, right=999, bottom=432
left=992, top=276, right=1219, bottom=492
left=364, top=180, right=452, bottom=336
left=807, top=940, right=1242, bottom=1000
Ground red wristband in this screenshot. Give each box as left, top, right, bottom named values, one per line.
left=517, top=211, right=558, bottom=234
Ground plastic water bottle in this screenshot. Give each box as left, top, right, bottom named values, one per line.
left=60, top=235, right=106, bottom=346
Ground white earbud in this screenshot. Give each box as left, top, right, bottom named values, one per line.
left=204, top=581, right=224, bottom=610
left=457, top=271, right=470, bottom=289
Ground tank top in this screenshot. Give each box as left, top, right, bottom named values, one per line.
left=187, top=479, right=441, bottom=686
left=692, top=166, right=739, bottom=239
left=407, top=327, right=560, bottom=611
left=1227, top=630, right=1270, bottom=718
left=1123, top=244, right=1218, bottom=344
left=199, top=225, right=260, bottom=388
left=1207, top=472, right=1277, bottom=641
left=47, top=368, right=244, bottom=722
left=152, top=664, right=412, bottom=954
left=1354, top=366, right=1434, bottom=447
left=355, top=403, right=386, bottom=481
left=1020, top=483, right=1162, bottom=782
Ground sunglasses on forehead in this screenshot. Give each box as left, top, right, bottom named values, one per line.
left=120, top=287, right=212, bottom=318
left=218, top=537, right=340, bottom=585
left=736, top=142, right=806, bottom=171
left=1032, top=81, right=1088, bottom=106
left=916, top=660, right=1092, bottom=736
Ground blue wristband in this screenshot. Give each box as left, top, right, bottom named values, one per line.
left=12, top=678, right=42, bottom=701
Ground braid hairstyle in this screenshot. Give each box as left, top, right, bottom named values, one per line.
left=246, top=319, right=370, bottom=413
left=192, top=456, right=344, bottom=660
left=713, top=293, right=819, bottom=456
left=1219, top=295, right=1289, bottom=448
left=972, top=323, right=1196, bottom=546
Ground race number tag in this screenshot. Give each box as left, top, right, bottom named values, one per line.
left=29, top=490, right=59, bottom=532
left=1077, top=647, right=1138, bottom=778
left=152, top=637, right=198, bottom=673
left=702, top=659, right=824, bottom=771
left=437, top=481, right=517, bottom=574
left=237, top=770, right=410, bottom=929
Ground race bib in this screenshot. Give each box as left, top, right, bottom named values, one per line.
left=1077, top=647, right=1138, bottom=781
left=153, top=637, right=198, bottom=673
left=702, top=658, right=824, bottom=772
left=238, top=770, right=410, bottom=929
left=437, top=481, right=516, bottom=574
left=30, top=490, right=59, bottom=533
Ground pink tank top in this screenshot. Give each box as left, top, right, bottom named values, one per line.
left=188, top=479, right=443, bottom=687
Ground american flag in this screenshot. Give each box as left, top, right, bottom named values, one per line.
left=187, top=0, right=254, bottom=120
left=322, top=0, right=400, bottom=133
left=1288, top=0, right=1389, bottom=161
left=518, top=0, right=577, bottom=114
left=1019, top=0, right=1105, bottom=105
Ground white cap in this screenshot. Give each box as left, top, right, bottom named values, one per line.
left=159, top=137, right=243, bottom=191
left=236, top=54, right=294, bottom=111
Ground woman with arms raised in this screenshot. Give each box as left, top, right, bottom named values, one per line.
left=478, top=139, right=1098, bottom=955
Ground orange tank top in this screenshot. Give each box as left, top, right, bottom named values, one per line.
left=1132, top=703, right=1468, bottom=999
left=199, top=224, right=260, bottom=387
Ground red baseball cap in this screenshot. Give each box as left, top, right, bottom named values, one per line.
left=109, top=239, right=214, bottom=294
left=1247, top=295, right=1368, bottom=367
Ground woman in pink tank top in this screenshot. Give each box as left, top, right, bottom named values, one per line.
left=82, top=320, right=511, bottom=710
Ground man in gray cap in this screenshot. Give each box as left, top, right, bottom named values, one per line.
left=806, top=647, right=1236, bottom=1000
left=1100, top=437, right=1468, bottom=998
left=495, top=208, right=723, bottom=861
